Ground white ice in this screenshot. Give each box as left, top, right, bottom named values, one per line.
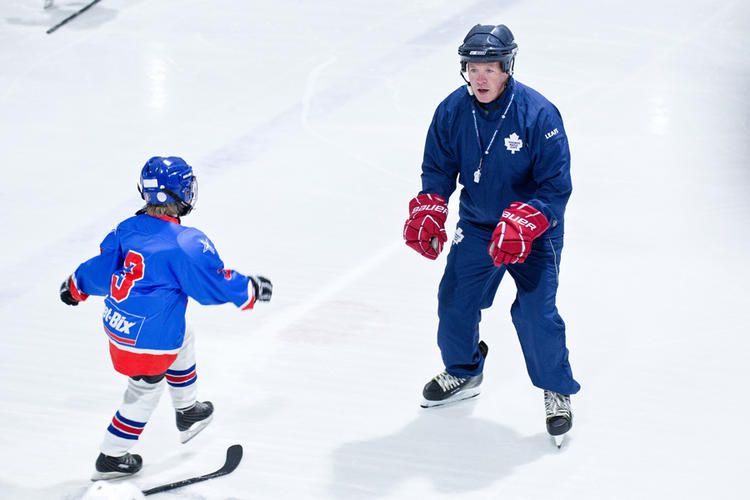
left=1, top=0, right=749, bottom=498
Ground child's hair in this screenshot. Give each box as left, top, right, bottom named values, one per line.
left=144, top=203, right=180, bottom=218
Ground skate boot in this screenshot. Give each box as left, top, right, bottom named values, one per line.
left=421, top=341, right=488, bottom=408
left=544, top=390, right=572, bottom=448
left=176, top=400, right=214, bottom=443
left=91, top=452, right=142, bottom=480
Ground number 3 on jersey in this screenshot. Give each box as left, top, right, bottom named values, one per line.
left=111, top=251, right=145, bottom=302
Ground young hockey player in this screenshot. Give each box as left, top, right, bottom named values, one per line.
left=60, top=156, right=272, bottom=479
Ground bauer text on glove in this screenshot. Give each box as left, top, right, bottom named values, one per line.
left=488, top=202, right=550, bottom=265
left=403, top=194, right=448, bottom=260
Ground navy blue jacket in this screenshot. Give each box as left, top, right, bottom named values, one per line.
left=420, top=78, right=571, bottom=237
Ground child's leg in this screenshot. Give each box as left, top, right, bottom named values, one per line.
left=99, top=374, right=165, bottom=457
left=165, top=326, right=198, bottom=409
left=165, top=326, right=214, bottom=443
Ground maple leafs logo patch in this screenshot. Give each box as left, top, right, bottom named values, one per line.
left=504, top=133, right=523, bottom=154
left=453, top=227, right=464, bottom=246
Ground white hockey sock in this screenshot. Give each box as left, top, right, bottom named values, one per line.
left=99, top=377, right=165, bottom=457
left=166, top=326, right=198, bottom=409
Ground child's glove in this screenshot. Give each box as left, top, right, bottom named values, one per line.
left=60, top=274, right=88, bottom=306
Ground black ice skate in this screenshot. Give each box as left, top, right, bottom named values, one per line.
left=91, top=452, right=143, bottom=480
left=544, top=390, right=572, bottom=448
left=421, top=341, right=488, bottom=408
left=176, top=400, right=214, bottom=443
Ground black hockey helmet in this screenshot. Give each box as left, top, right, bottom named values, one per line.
left=458, top=24, right=518, bottom=76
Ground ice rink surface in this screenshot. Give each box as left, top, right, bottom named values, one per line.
left=1, top=0, right=748, bottom=498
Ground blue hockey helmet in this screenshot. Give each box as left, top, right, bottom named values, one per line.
left=458, top=24, right=518, bottom=76
left=138, top=156, right=197, bottom=216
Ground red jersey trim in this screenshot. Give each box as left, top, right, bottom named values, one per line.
left=108, top=342, right=178, bottom=376
left=104, top=325, right=136, bottom=346
left=69, top=276, right=89, bottom=302
left=240, top=279, right=255, bottom=310
left=149, top=214, right=181, bottom=224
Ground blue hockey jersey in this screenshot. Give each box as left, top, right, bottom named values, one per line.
left=72, top=213, right=255, bottom=376
left=420, top=78, right=571, bottom=237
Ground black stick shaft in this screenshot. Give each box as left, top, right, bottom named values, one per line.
left=46, top=0, right=103, bottom=34
left=142, top=470, right=223, bottom=495
left=142, top=445, right=243, bottom=496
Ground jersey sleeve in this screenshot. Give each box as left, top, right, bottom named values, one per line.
left=73, top=228, right=123, bottom=297
left=526, top=104, right=572, bottom=230
left=174, top=229, right=254, bottom=309
left=419, top=101, right=459, bottom=200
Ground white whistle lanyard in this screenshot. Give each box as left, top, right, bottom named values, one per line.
left=471, top=90, right=515, bottom=183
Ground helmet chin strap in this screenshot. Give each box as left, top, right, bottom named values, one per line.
left=460, top=70, right=474, bottom=96
left=161, top=187, right=193, bottom=216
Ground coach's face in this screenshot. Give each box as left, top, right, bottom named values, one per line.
left=467, top=62, right=508, bottom=103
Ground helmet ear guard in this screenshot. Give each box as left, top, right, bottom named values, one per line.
left=160, top=186, right=195, bottom=217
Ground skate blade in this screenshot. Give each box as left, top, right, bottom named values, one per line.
left=90, top=469, right=139, bottom=481
left=552, top=434, right=566, bottom=448
left=420, top=387, right=481, bottom=408
left=179, top=414, right=214, bottom=444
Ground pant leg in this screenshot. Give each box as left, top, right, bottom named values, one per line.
left=506, top=236, right=580, bottom=395
left=99, top=375, right=165, bottom=456
left=437, top=223, right=504, bottom=378
left=165, top=326, right=198, bottom=410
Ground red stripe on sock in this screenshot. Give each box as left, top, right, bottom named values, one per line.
left=166, top=371, right=196, bottom=383
left=111, top=416, right=144, bottom=435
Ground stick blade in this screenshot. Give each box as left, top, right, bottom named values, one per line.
left=221, top=444, right=243, bottom=474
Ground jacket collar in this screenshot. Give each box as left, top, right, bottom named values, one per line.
left=473, top=77, right=515, bottom=119
left=149, top=213, right=181, bottom=225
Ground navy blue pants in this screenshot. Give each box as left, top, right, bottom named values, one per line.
left=437, top=221, right=580, bottom=395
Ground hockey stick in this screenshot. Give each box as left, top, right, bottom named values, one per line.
left=141, top=444, right=243, bottom=496
left=46, top=0, right=103, bottom=34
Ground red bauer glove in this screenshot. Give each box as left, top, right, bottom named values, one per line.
left=488, top=202, right=550, bottom=265
left=403, top=194, right=448, bottom=260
